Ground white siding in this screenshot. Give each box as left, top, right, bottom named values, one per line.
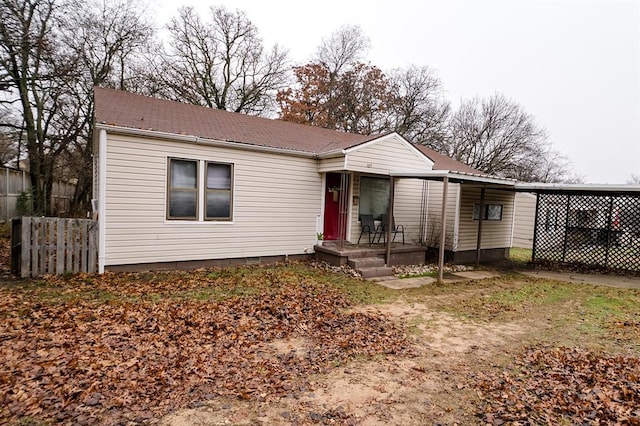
left=104, top=134, right=321, bottom=266
left=345, top=134, right=431, bottom=174
left=318, top=156, right=345, bottom=172
left=393, top=179, right=425, bottom=244
left=513, top=192, right=536, bottom=249
left=423, top=181, right=458, bottom=250
left=457, top=187, right=515, bottom=251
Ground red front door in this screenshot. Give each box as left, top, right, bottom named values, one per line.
left=323, top=173, right=349, bottom=241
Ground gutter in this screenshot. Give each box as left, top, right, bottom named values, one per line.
left=514, top=182, right=640, bottom=193
left=94, top=123, right=318, bottom=159
left=391, top=170, right=518, bottom=187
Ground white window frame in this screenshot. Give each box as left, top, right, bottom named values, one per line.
left=167, top=157, right=199, bottom=221
left=204, top=161, right=234, bottom=221
left=166, top=157, right=235, bottom=223
left=473, top=203, right=503, bottom=221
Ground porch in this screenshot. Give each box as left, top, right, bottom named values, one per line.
left=314, top=241, right=428, bottom=278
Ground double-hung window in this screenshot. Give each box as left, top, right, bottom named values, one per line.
left=167, top=159, right=198, bottom=220
left=205, top=162, right=233, bottom=220
left=167, top=158, right=234, bottom=221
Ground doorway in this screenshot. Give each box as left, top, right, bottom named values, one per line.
left=323, top=173, right=349, bottom=241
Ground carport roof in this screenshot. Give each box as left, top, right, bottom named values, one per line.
left=513, top=182, right=640, bottom=194
left=388, top=171, right=640, bottom=194
left=389, top=170, right=517, bottom=187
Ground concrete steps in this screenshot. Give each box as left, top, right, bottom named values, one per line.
left=347, top=256, right=394, bottom=279
left=358, top=266, right=395, bottom=279
left=348, top=256, right=385, bottom=269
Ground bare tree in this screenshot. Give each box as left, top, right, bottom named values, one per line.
left=57, top=0, right=154, bottom=213
left=389, top=65, right=450, bottom=147
left=316, top=25, right=370, bottom=75
left=0, top=0, right=67, bottom=213
left=0, top=132, right=17, bottom=165
left=152, top=6, right=289, bottom=116
left=445, top=94, right=571, bottom=182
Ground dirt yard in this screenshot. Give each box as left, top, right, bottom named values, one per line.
left=161, top=301, right=528, bottom=425
left=1, top=256, right=639, bottom=425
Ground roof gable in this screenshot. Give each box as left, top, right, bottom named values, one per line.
left=344, top=133, right=434, bottom=171
left=94, top=87, right=374, bottom=154
left=413, top=144, right=483, bottom=174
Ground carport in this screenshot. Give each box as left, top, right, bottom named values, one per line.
left=385, top=171, right=517, bottom=283
left=514, top=183, right=640, bottom=272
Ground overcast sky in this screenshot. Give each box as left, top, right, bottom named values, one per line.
left=152, top=0, right=640, bottom=184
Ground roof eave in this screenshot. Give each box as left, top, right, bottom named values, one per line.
left=94, top=123, right=318, bottom=158
left=390, top=170, right=517, bottom=187
left=514, top=183, right=640, bottom=193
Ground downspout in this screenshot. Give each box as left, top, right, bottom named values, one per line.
left=98, top=129, right=107, bottom=274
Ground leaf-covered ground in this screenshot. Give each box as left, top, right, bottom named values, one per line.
left=1, top=256, right=640, bottom=425
left=0, top=266, right=411, bottom=424
left=478, top=346, right=640, bottom=424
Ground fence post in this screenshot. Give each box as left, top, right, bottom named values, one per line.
left=604, top=196, right=614, bottom=269
left=11, top=217, right=21, bottom=275
left=88, top=221, right=97, bottom=273
left=561, top=194, right=571, bottom=263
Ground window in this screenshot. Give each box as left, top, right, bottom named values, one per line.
left=167, top=158, right=234, bottom=221
left=358, top=176, right=389, bottom=220
left=473, top=203, right=503, bottom=221
left=206, top=162, right=233, bottom=220
left=167, top=158, right=198, bottom=219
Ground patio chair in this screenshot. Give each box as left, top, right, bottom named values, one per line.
left=377, top=214, right=405, bottom=245
left=357, top=214, right=381, bottom=246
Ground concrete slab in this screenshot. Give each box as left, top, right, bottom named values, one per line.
left=522, top=270, right=640, bottom=290
left=449, top=271, right=499, bottom=280
left=370, top=276, right=436, bottom=289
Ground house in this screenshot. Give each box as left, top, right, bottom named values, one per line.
left=93, top=88, right=519, bottom=273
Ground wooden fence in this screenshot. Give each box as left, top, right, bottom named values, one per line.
left=0, top=166, right=76, bottom=223
left=11, top=217, right=98, bottom=278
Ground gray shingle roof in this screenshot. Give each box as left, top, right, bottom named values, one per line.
left=413, top=144, right=483, bottom=174
left=94, top=87, right=482, bottom=174
left=94, top=87, right=376, bottom=154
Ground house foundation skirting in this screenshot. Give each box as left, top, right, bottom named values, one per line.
left=451, top=247, right=510, bottom=264
left=105, top=253, right=314, bottom=273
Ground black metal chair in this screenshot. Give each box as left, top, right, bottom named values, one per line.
left=357, top=214, right=380, bottom=246
left=377, top=214, right=405, bottom=245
